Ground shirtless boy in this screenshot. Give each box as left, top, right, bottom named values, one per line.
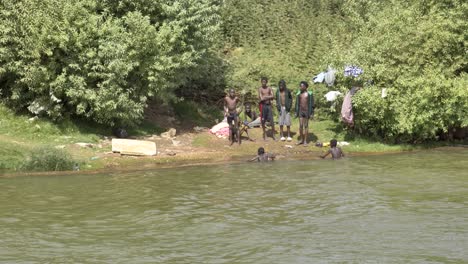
left=248, top=147, right=276, bottom=162
left=320, top=139, right=345, bottom=159
left=295, top=81, right=314, bottom=146
left=224, top=88, right=241, bottom=145
left=258, top=77, right=276, bottom=141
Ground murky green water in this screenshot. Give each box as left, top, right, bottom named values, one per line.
left=0, top=149, right=467, bottom=263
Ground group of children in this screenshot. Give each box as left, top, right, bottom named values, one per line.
left=224, top=77, right=345, bottom=161
left=224, top=77, right=314, bottom=146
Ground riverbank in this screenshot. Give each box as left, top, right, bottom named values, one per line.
left=0, top=103, right=465, bottom=175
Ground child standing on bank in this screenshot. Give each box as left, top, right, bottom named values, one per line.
left=224, top=88, right=241, bottom=145
left=295, top=81, right=314, bottom=146
left=258, top=77, right=276, bottom=141
left=276, top=80, right=293, bottom=141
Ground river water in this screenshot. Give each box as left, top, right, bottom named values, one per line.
left=0, top=149, right=467, bottom=263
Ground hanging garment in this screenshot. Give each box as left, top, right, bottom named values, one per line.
left=324, top=67, right=336, bottom=86
left=381, top=88, right=388, bottom=98
left=313, top=72, right=325, bottom=83
left=341, top=87, right=359, bottom=126
left=344, top=65, right=363, bottom=77
left=324, top=91, right=342, bottom=102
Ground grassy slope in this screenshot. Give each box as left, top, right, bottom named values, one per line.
left=0, top=102, right=461, bottom=173
left=0, top=104, right=163, bottom=172
left=191, top=116, right=416, bottom=156
left=0, top=104, right=96, bottom=170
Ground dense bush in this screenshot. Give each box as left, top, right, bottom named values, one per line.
left=0, top=0, right=221, bottom=127
left=0, top=0, right=465, bottom=143
left=222, top=0, right=346, bottom=93
left=21, top=146, right=77, bottom=171
left=340, top=1, right=468, bottom=142
left=222, top=0, right=467, bottom=142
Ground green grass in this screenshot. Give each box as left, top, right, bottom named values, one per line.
left=192, top=133, right=212, bottom=147
left=20, top=146, right=77, bottom=172
left=0, top=141, right=28, bottom=171
left=0, top=104, right=103, bottom=144
left=192, top=115, right=460, bottom=154
left=0, top=104, right=163, bottom=173
left=308, top=118, right=415, bottom=152
left=1, top=102, right=464, bottom=173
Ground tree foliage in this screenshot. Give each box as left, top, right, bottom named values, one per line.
left=222, top=0, right=467, bottom=142
left=0, top=0, right=220, bottom=126
left=339, top=0, right=468, bottom=142
left=222, top=0, right=347, bottom=91
left=1, top=0, right=465, bottom=142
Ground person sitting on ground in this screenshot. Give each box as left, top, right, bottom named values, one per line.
left=320, top=139, right=345, bottom=159
left=243, top=102, right=261, bottom=128
left=276, top=79, right=293, bottom=142
left=248, top=147, right=276, bottom=162
left=224, top=88, right=241, bottom=145
left=237, top=102, right=258, bottom=141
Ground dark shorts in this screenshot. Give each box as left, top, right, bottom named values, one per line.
left=299, top=111, right=309, bottom=128
left=300, top=111, right=309, bottom=118
left=227, top=112, right=237, bottom=125
left=260, top=103, right=274, bottom=124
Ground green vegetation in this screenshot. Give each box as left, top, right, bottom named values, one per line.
left=0, top=105, right=103, bottom=143
left=221, top=0, right=467, bottom=143
left=0, top=0, right=466, bottom=173
left=0, top=0, right=221, bottom=127
left=0, top=104, right=161, bottom=172
left=173, top=101, right=224, bottom=128
left=0, top=141, right=28, bottom=171
left=341, top=1, right=468, bottom=143
left=20, top=146, right=77, bottom=172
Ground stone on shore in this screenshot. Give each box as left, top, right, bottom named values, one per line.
left=75, top=142, right=94, bottom=148
left=112, top=139, right=157, bottom=156
left=161, top=128, right=177, bottom=139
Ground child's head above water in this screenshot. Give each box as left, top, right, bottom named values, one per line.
left=330, top=139, right=337, bottom=148
left=258, top=147, right=265, bottom=155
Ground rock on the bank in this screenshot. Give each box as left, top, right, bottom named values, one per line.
left=112, top=139, right=157, bottom=156
left=161, top=128, right=177, bottom=139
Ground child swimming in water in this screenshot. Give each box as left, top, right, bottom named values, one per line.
left=249, top=147, right=276, bottom=162
left=320, top=139, right=345, bottom=159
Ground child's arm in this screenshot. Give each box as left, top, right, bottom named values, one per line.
left=320, top=149, right=331, bottom=159
left=248, top=155, right=258, bottom=162
left=223, top=97, right=228, bottom=116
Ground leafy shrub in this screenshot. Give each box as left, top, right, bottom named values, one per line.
left=328, top=1, right=468, bottom=142
left=21, top=146, right=77, bottom=172
left=0, top=0, right=221, bottom=127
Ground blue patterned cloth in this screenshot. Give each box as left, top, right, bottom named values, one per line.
left=344, top=65, right=363, bottom=77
